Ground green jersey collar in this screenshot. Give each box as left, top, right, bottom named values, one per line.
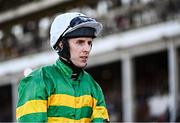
left=55, top=59, right=83, bottom=81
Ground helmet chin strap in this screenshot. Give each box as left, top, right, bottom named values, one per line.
left=57, top=38, right=70, bottom=60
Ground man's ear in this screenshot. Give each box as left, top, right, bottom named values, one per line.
left=58, top=41, right=63, bottom=50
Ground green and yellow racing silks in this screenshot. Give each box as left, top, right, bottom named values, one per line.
left=16, top=59, right=109, bottom=122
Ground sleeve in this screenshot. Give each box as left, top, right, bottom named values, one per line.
left=16, top=69, right=48, bottom=122
left=91, top=82, right=110, bottom=122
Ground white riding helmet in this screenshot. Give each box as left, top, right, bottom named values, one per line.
left=50, top=12, right=103, bottom=51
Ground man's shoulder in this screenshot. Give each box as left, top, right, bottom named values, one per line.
left=20, top=64, right=56, bottom=82
left=29, top=65, right=53, bottom=76
left=82, top=71, right=99, bottom=85
left=82, top=71, right=92, bottom=80
left=82, top=71, right=103, bottom=98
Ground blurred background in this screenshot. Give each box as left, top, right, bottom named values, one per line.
left=0, top=0, right=180, bottom=122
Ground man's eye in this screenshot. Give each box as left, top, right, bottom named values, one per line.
left=88, top=41, right=92, bottom=46
left=77, top=40, right=84, bottom=44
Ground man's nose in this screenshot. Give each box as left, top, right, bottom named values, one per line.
left=83, top=43, right=92, bottom=52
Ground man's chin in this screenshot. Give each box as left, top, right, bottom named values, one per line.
left=71, top=60, right=87, bottom=68
left=78, top=63, right=87, bottom=68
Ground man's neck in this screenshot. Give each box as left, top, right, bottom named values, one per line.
left=60, top=57, right=82, bottom=81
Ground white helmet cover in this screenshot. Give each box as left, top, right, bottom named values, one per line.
left=50, top=12, right=103, bottom=51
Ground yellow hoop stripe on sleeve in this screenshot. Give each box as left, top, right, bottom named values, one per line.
left=91, top=106, right=109, bottom=120
left=16, top=100, right=47, bottom=119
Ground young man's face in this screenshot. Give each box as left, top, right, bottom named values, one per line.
left=68, top=37, right=93, bottom=68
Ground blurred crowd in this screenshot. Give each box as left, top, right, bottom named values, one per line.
left=0, top=19, right=50, bottom=61
left=0, top=0, right=180, bottom=62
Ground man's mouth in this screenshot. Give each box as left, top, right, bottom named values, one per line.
left=80, top=56, right=88, bottom=61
